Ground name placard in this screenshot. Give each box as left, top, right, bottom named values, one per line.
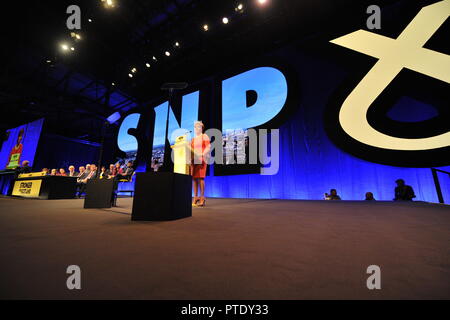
left=12, top=180, right=42, bottom=198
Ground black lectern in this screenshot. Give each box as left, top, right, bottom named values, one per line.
left=131, top=172, right=191, bottom=221
left=84, top=179, right=114, bottom=209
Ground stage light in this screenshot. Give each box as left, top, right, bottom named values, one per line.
left=101, top=0, right=115, bottom=8
left=152, top=56, right=157, bottom=61
left=257, top=0, right=268, bottom=5
left=60, top=43, right=69, bottom=51
left=203, top=24, right=209, bottom=31
left=128, top=73, right=133, bottom=78
left=70, top=47, right=75, bottom=51
left=165, top=51, right=171, bottom=57
left=88, top=18, right=93, bottom=22
left=112, top=82, right=115, bottom=86
left=106, top=112, right=121, bottom=124
left=145, top=63, right=150, bottom=68
left=222, top=17, right=229, bottom=24
left=131, top=67, right=137, bottom=73
left=46, top=59, right=52, bottom=63
left=70, top=32, right=82, bottom=40
left=175, top=41, right=180, bottom=47
left=235, top=3, right=244, bottom=12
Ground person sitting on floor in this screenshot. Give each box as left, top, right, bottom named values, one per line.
left=365, top=192, right=376, bottom=201
left=394, top=179, right=416, bottom=201
left=325, top=189, right=341, bottom=200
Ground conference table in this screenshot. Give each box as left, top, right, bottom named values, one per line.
left=11, top=172, right=78, bottom=199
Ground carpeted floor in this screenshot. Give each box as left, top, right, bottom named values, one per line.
left=0, top=196, right=449, bottom=299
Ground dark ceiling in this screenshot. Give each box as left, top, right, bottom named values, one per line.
left=2, top=0, right=407, bottom=142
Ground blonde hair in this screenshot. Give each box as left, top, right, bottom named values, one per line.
left=194, top=121, right=204, bottom=132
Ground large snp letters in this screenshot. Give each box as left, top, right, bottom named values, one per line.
left=117, top=67, right=289, bottom=166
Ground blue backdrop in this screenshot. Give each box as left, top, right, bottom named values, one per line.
left=202, top=48, right=450, bottom=203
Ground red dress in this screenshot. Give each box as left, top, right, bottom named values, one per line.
left=190, top=134, right=210, bottom=179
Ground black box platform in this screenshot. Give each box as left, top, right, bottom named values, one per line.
left=84, top=179, right=114, bottom=209
left=131, top=172, right=191, bottom=221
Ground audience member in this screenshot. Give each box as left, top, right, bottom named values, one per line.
left=16, top=160, right=32, bottom=174
left=50, top=169, right=57, bottom=176
left=115, top=161, right=134, bottom=181
left=67, top=165, right=77, bottom=177
left=76, top=164, right=98, bottom=197
left=41, top=168, right=49, bottom=175
left=76, top=166, right=86, bottom=179
left=365, top=192, right=376, bottom=201
left=58, top=168, right=67, bottom=176
left=106, top=164, right=115, bottom=179
left=325, top=189, right=341, bottom=200
left=99, top=166, right=107, bottom=179
left=394, top=179, right=416, bottom=201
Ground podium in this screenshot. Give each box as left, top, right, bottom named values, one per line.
left=171, top=134, right=191, bottom=175
left=84, top=179, right=114, bottom=209
left=131, top=134, right=192, bottom=221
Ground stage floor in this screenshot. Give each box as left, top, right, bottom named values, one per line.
left=0, top=196, right=449, bottom=299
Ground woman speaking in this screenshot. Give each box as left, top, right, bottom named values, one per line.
left=190, top=121, right=210, bottom=207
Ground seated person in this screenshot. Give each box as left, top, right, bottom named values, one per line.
left=50, top=169, right=58, bottom=176
left=115, top=161, right=134, bottom=181
left=151, top=159, right=160, bottom=172
left=76, top=164, right=97, bottom=198
left=394, top=179, right=416, bottom=201
left=16, top=160, right=32, bottom=174
left=106, top=164, right=115, bottom=179
left=41, top=168, right=49, bottom=175
left=325, top=189, right=341, bottom=200
left=99, top=166, right=107, bottom=179
left=67, top=165, right=77, bottom=177
left=365, top=192, right=376, bottom=201
left=76, top=166, right=86, bottom=179
left=113, top=163, right=123, bottom=177
left=58, top=168, right=67, bottom=176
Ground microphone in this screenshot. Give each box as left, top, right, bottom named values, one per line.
left=161, top=82, right=188, bottom=90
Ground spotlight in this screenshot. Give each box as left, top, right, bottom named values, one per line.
left=174, top=41, right=180, bottom=47
left=70, top=47, right=75, bottom=51
left=165, top=51, right=171, bottom=57
left=203, top=24, right=209, bottom=31
left=88, top=18, right=93, bottom=22
left=46, top=59, right=52, bottom=63
left=152, top=56, right=157, bottom=61
left=257, top=0, right=268, bottom=5
left=131, top=67, right=137, bottom=73
left=235, top=3, right=244, bottom=12
left=70, top=32, right=82, bottom=40
left=106, top=112, right=121, bottom=124
left=222, top=17, right=229, bottom=24
left=145, top=63, right=150, bottom=68
left=60, top=43, right=69, bottom=51
left=112, top=82, right=115, bottom=86
left=101, top=0, right=115, bottom=8
left=128, top=73, right=133, bottom=78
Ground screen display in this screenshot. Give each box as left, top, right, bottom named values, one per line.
left=116, top=113, right=140, bottom=165
left=0, top=118, right=44, bottom=170
left=220, top=66, right=288, bottom=173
